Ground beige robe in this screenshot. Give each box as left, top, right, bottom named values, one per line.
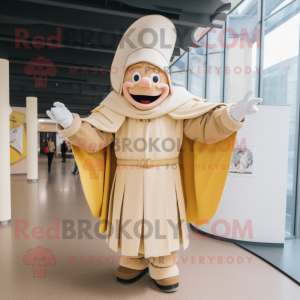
left=57, top=87, right=245, bottom=258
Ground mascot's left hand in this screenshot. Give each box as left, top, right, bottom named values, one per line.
left=230, top=90, right=262, bottom=122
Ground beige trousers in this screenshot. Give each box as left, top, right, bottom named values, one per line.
left=120, top=251, right=179, bottom=280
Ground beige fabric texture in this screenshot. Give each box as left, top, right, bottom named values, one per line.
left=183, top=103, right=245, bottom=143
left=96, top=87, right=216, bottom=120
left=57, top=113, right=114, bottom=153
left=56, top=90, right=245, bottom=258
left=120, top=256, right=149, bottom=270
left=150, top=263, right=179, bottom=280
left=116, top=157, right=179, bottom=167
left=150, top=251, right=178, bottom=268
left=106, top=114, right=188, bottom=258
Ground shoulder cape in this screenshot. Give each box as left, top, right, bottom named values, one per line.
left=72, top=88, right=236, bottom=233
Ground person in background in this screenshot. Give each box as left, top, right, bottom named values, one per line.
left=47, top=138, right=55, bottom=172
left=61, top=140, right=68, bottom=163
left=71, top=160, right=79, bottom=175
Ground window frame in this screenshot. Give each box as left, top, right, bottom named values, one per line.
left=169, top=0, right=300, bottom=238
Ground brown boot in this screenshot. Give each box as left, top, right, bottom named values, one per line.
left=116, top=265, right=149, bottom=284
left=154, top=275, right=179, bottom=293
left=150, top=261, right=179, bottom=293
left=116, top=255, right=149, bottom=284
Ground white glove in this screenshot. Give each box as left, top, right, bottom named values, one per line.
left=9, top=107, right=12, bottom=115
left=230, top=90, right=262, bottom=122
left=46, top=102, right=73, bottom=129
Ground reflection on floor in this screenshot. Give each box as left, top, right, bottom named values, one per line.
left=1, top=156, right=300, bottom=299
left=236, top=238, right=300, bottom=285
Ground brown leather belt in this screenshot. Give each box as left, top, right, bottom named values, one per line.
left=116, top=157, right=179, bottom=169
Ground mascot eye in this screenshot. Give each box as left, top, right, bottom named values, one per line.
left=150, top=73, right=160, bottom=84
left=132, top=71, right=141, bottom=84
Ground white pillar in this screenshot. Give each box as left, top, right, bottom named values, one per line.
left=0, top=59, right=11, bottom=225
left=26, top=97, right=38, bottom=182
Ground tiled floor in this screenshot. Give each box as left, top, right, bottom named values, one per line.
left=1, top=156, right=300, bottom=299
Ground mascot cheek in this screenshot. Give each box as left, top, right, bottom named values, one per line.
left=123, top=82, right=135, bottom=102
left=156, top=83, right=169, bottom=101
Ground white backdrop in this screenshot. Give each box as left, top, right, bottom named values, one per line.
left=193, top=105, right=290, bottom=244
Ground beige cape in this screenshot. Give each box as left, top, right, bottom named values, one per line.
left=70, top=86, right=237, bottom=237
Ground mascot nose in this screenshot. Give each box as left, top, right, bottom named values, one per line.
left=140, top=77, right=151, bottom=88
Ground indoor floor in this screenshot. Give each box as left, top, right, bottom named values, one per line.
left=1, top=156, right=300, bottom=300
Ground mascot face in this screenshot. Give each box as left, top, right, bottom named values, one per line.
left=122, top=62, right=170, bottom=110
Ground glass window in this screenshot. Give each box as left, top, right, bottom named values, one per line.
left=262, top=2, right=300, bottom=236
left=170, top=71, right=187, bottom=89
left=170, top=53, right=188, bottom=89
left=188, top=45, right=206, bottom=98
left=224, top=0, right=261, bottom=103
left=170, top=53, right=188, bottom=72
left=265, top=0, right=295, bottom=18
left=206, top=27, right=225, bottom=103
left=169, top=0, right=300, bottom=237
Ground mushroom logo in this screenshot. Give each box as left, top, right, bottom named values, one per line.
left=24, top=56, right=57, bottom=88
left=83, top=157, right=105, bottom=179
left=23, top=246, right=56, bottom=277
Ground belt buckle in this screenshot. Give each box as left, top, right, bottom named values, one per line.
left=145, top=158, right=153, bottom=169
left=139, top=158, right=152, bottom=168
left=139, top=158, right=145, bottom=168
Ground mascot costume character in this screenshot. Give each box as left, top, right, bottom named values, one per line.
left=47, top=15, right=262, bottom=293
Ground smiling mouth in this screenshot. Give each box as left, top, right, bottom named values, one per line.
left=130, top=94, right=160, bottom=104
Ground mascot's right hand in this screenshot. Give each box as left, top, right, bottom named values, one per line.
left=46, top=102, right=73, bottom=129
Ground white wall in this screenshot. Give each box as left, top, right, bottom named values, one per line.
left=194, top=105, right=290, bottom=244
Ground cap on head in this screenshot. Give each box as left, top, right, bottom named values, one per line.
left=110, top=15, right=177, bottom=95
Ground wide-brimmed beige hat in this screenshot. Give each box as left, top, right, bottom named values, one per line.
left=110, top=15, right=177, bottom=95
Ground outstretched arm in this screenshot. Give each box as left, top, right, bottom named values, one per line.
left=46, top=102, right=113, bottom=153
left=184, top=90, right=262, bottom=144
